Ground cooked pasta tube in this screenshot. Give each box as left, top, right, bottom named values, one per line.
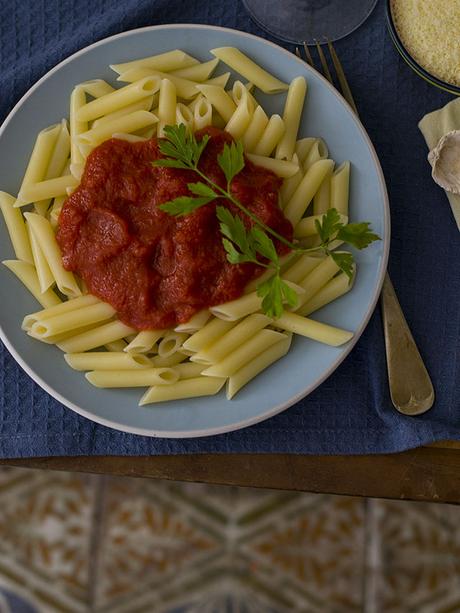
left=295, top=255, right=342, bottom=308
left=172, top=362, right=206, bottom=380
left=22, top=293, right=99, bottom=330
left=0, top=192, right=33, bottom=263
left=313, top=170, right=332, bottom=216
left=76, top=77, right=160, bottom=122
left=17, top=175, right=78, bottom=206
left=283, top=159, right=335, bottom=226
left=202, top=329, right=287, bottom=378
left=303, top=138, right=328, bottom=171
left=195, top=84, right=236, bottom=122
left=157, top=79, right=176, bottom=136
left=192, top=314, right=271, bottom=364
left=252, top=114, right=285, bottom=156
left=70, top=86, right=87, bottom=166
left=150, top=352, right=188, bottom=367
left=274, top=312, right=353, bottom=346
left=111, top=133, right=147, bottom=143
left=210, top=47, right=288, bottom=93
left=65, top=352, right=152, bottom=371
left=227, top=334, right=292, bottom=399
left=86, top=368, right=178, bottom=388
left=225, top=98, right=252, bottom=140
left=110, top=50, right=199, bottom=75
left=23, top=213, right=81, bottom=297
left=243, top=253, right=295, bottom=293
left=294, top=213, right=348, bottom=239
left=193, top=97, right=212, bottom=130
left=158, top=332, right=189, bottom=357
left=295, top=137, right=316, bottom=164
left=26, top=221, right=54, bottom=293
left=232, top=80, right=255, bottom=112
left=139, top=376, right=226, bottom=405
left=182, top=318, right=237, bottom=352
left=92, top=97, right=154, bottom=127
left=279, top=169, right=302, bottom=209
left=105, top=339, right=128, bottom=352
left=77, top=110, right=158, bottom=146
left=242, top=105, right=269, bottom=152
left=281, top=254, right=324, bottom=285
left=298, top=269, right=355, bottom=317
left=2, top=260, right=60, bottom=308
left=211, top=282, right=304, bottom=321
left=175, top=310, right=210, bottom=333
left=171, top=58, right=219, bottom=81
left=330, top=161, right=350, bottom=216
left=116, top=69, right=199, bottom=99
left=245, top=153, right=299, bottom=178
left=35, top=120, right=71, bottom=215
left=275, top=76, right=307, bottom=160
left=57, top=320, right=135, bottom=353
left=124, top=330, right=164, bottom=354
left=17, top=124, right=61, bottom=200
left=79, top=79, right=115, bottom=98
left=175, top=103, right=194, bottom=132
left=204, top=73, right=230, bottom=88
left=27, top=322, right=102, bottom=346
left=30, top=302, right=116, bottom=338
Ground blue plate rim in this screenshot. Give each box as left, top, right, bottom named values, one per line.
left=0, top=23, right=390, bottom=438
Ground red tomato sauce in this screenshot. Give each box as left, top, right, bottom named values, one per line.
left=56, top=127, right=293, bottom=330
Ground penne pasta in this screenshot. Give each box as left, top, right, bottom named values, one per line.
left=193, top=96, right=213, bottom=131
left=77, top=77, right=160, bottom=122
left=64, top=352, right=152, bottom=371
left=77, top=110, right=158, bottom=146
left=313, top=168, right=333, bottom=215
left=203, top=72, right=231, bottom=88
left=183, top=318, right=237, bottom=352
left=202, top=329, right=287, bottom=378
left=2, top=260, right=61, bottom=308
left=105, top=339, right=128, bottom=352
left=171, top=58, right=219, bottom=81
left=294, top=213, right=347, bottom=239
left=57, top=320, right=136, bottom=353
left=22, top=294, right=101, bottom=330
left=275, top=77, right=307, bottom=160
left=157, top=78, right=177, bottom=137
left=30, top=302, right=115, bottom=338
left=303, top=138, right=329, bottom=171
left=330, top=161, right=350, bottom=215
left=110, top=50, right=199, bottom=75
left=210, top=47, right=288, bottom=93
left=282, top=254, right=324, bottom=285
left=35, top=119, right=71, bottom=215
left=295, top=255, right=342, bottom=309
left=174, top=310, right=210, bottom=333
left=283, top=159, right=335, bottom=226
left=175, top=102, right=194, bottom=132
left=252, top=114, right=285, bottom=157
left=242, top=105, right=269, bottom=152
left=86, top=367, right=178, bottom=388
left=246, top=153, right=299, bottom=178
left=298, top=269, right=355, bottom=317
left=92, top=97, right=154, bottom=127
left=26, top=221, right=54, bottom=293
left=274, top=311, right=353, bottom=346
left=139, top=376, right=225, bottom=405
left=0, top=192, right=33, bottom=263
left=116, top=69, right=199, bottom=99
left=172, top=362, right=205, bottom=380
left=70, top=86, right=88, bottom=166
left=227, top=334, right=292, bottom=399
left=17, top=175, right=78, bottom=206
left=79, top=79, right=115, bottom=98
left=225, top=97, right=252, bottom=140
left=125, top=330, right=164, bottom=354
left=150, top=352, right=188, bottom=367
left=195, top=83, right=236, bottom=122
left=23, top=213, right=81, bottom=297
left=295, top=137, right=317, bottom=164
left=158, top=332, right=189, bottom=357
left=17, top=124, right=61, bottom=202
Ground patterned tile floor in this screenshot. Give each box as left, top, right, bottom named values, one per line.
left=0, top=468, right=459, bottom=612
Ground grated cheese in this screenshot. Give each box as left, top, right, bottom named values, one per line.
left=391, top=0, right=460, bottom=87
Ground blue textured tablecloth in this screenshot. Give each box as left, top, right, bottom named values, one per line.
left=0, top=0, right=459, bottom=458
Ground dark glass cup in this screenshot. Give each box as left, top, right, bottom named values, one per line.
left=242, top=0, right=378, bottom=44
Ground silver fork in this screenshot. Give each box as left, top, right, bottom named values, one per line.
left=296, top=41, right=434, bottom=415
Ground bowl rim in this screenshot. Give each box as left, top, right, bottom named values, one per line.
left=0, top=23, right=390, bottom=438
left=385, top=0, right=460, bottom=96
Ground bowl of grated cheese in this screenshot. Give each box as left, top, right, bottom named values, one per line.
left=386, top=0, right=460, bottom=96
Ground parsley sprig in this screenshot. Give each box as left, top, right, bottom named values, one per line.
left=153, top=125, right=380, bottom=318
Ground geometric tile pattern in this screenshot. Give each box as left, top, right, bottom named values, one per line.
left=0, top=468, right=459, bottom=612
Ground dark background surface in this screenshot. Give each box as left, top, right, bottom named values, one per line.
left=0, top=0, right=458, bottom=457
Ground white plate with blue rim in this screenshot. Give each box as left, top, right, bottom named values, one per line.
left=0, top=24, right=389, bottom=437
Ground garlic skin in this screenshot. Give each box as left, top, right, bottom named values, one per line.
left=428, top=130, right=460, bottom=195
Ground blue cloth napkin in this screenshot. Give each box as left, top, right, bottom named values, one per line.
left=0, top=0, right=459, bottom=458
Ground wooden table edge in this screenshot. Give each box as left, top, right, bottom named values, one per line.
left=2, top=443, right=460, bottom=504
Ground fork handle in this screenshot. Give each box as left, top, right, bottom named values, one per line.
left=380, top=273, right=434, bottom=415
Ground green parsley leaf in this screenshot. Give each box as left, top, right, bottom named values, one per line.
left=337, top=222, right=381, bottom=250
left=192, top=134, right=210, bottom=166
left=188, top=182, right=218, bottom=199
left=314, top=208, right=342, bottom=244
left=158, top=124, right=210, bottom=168
left=216, top=206, right=254, bottom=259
left=281, top=280, right=298, bottom=309
left=331, top=251, right=355, bottom=281
left=250, top=226, right=279, bottom=264
left=159, top=196, right=215, bottom=216
left=217, top=141, right=245, bottom=185
left=222, top=238, right=255, bottom=265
